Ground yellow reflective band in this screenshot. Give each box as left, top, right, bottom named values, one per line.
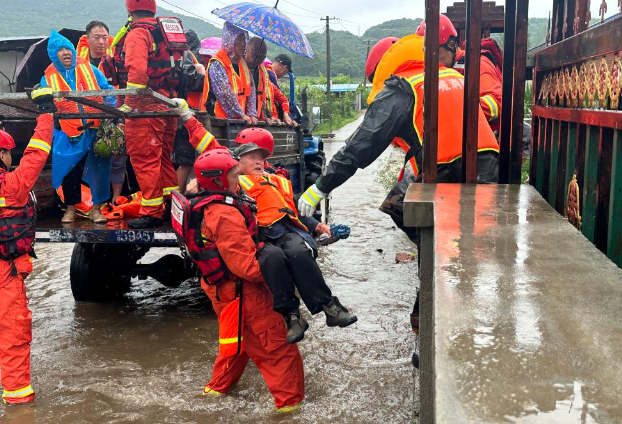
left=79, top=64, right=97, bottom=90
left=202, top=387, right=223, bottom=396
left=127, top=82, right=147, bottom=88
left=28, top=138, right=51, bottom=154
left=141, top=196, right=164, bottom=206
left=220, top=336, right=243, bottom=344
left=163, top=186, right=179, bottom=196
left=0, top=198, right=6, bottom=207
left=50, top=74, right=60, bottom=91
left=238, top=176, right=254, bottom=190
left=196, top=133, right=215, bottom=153
left=280, top=178, right=291, bottom=194
left=277, top=403, right=301, bottom=413
left=31, top=87, right=53, bottom=99
left=306, top=189, right=321, bottom=202
left=408, top=69, right=463, bottom=86
left=481, top=95, right=498, bottom=119
left=3, top=385, right=34, bottom=399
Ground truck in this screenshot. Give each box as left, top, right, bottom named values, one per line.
left=0, top=30, right=327, bottom=302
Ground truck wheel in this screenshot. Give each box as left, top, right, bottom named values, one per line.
left=70, top=243, right=146, bottom=302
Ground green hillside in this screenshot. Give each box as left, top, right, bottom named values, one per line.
left=2, top=2, right=550, bottom=77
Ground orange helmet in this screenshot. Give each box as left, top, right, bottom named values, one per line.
left=194, top=149, right=239, bottom=192
left=0, top=130, right=16, bottom=150
left=126, top=0, right=157, bottom=14
left=235, top=127, right=274, bottom=156
left=416, top=14, right=458, bottom=46
left=365, top=37, right=399, bottom=83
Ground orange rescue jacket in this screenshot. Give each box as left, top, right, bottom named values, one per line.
left=44, top=56, right=102, bottom=137
left=238, top=174, right=308, bottom=232
left=255, top=64, right=275, bottom=120
left=394, top=61, right=499, bottom=164
left=201, top=49, right=252, bottom=118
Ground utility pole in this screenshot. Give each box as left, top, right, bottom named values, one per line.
left=321, top=16, right=336, bottom=133
left=362, top=39, right=371, bottom=87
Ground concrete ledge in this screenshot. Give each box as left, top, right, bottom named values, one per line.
left=404, top=184, right=622, bottom=424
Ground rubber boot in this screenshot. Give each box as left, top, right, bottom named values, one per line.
left=323, top=297, right=357, bottom=328
left=129, top=215, right=164, bottom=229
left=285, top=313, right=309, bottom=344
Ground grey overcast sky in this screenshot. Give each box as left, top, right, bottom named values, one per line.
left=161, top=0, right=619, bottom=33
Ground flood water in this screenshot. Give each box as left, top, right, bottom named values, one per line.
left=0, top=116, right=419, bottom=424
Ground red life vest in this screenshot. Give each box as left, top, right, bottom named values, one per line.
left=0, top=170, right=37, bottom=261
left=115, top=17, right=188, bottom=91
left=171, top=189, right=258, bottom=285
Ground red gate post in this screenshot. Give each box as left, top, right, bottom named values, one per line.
left=499, top=0, right=517, bottom=183
left=423, top=0, right=440, bottom=183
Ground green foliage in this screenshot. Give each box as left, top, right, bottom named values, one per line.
left=374, top=148, right=405, bottom=191
left=332, top=74, right=351, bottom=84
left=524, top=82, right=533, bottom=119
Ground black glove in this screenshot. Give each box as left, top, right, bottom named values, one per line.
left=28, top=86, right=57, bottom=113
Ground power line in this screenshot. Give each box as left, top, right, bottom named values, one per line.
left=281, top=0, right=324, bottom=17
left=160, top=0, right=223, bottom=27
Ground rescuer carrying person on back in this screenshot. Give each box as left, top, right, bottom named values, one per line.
left=298, top=14, right=500, bottom=231
left=0, top=87, right=56, bottom=405
left=120, top=0, right=186, bottom=229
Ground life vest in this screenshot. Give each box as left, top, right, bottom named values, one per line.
left=76, top=34, right=114, bottom=62
left=44, top=56, right=102, bottom=137
left=170, top=189, right=258, bottom=285
left=394, top=61, right=499, bottom=165
left=392, top=136, right=419, bottom=179
left=0, top=170, right=37, bottom=262
left=255, top=64, right=275, bottom=120
left=115, top=17, right=188, bottom=92
left=200, top=49, right=252, bottom=117
left=186, top=51, right=202, bottom=109
left=238, top=174, right=308, bottom=232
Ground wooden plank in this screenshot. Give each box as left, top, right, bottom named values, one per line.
left=596, top=128, right=614, bottom=253
left=423, top=0, right=440, bottom=183
left=582, top=125, right=600, bottom=242
left=509, top=0, right=529, bottom=184
left=576, top=0, right=590, bottom=33
left=608, top=130, right=622, bottom=267
left=548, top=120, right=560, bottom=206
left=564, top=123, right=578, bottom=208
left=499, top=0, right=517, bottom=184
left=536, top=118, right=548, bottom=193
left=531, top=106, right=622, bottom=129
left=555, top=121, right=569, bottom=213
left=530, top=116, right=541, bottom=186
left=535, top=17, right=622, bottom=70
left=462, top=0, right=482, bottom=183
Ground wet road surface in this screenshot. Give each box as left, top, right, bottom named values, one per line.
left=0, top=116, right=419, bottom=424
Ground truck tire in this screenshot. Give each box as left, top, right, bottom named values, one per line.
left=70, top=243, right=146, bottom=302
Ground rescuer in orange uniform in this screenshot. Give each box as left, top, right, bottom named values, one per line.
left=0, top=87, right=55, bottom=404
left=122, top=0, right=180, bottom=229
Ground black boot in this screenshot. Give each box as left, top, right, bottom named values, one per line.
left=129, top=215, right=164, bottom=229
left=285, top=313, right=309, bottom=344
left=323, top=297, right=357, bottom=328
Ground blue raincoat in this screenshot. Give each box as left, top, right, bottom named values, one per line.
left=41, top=31, right=116, bottom=205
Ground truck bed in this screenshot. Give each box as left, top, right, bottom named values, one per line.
left=35, top=217, right=177, bottom=246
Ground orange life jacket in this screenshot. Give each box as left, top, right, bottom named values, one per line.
left=394, top=61, right=499, bottom=164
left=76, top=34, right=114, bottom=63
left=237, top=174, right=308, bottom=232
left=200, top=49, right=252, bottom=118
left=186, top=51, right=202, bottom=109
left=44, top=57, right=102, bottom=137
left=255, top=64, right=275, bottom=120
left=392, top=137, right=419, bottom=178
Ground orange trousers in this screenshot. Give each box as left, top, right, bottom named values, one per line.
left=203, top=279, right=305, bottom=409
left=0, top=255, right=34, bottom=404
left=126, top=116, right=179, bottom=218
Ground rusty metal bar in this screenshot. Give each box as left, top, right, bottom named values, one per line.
left=499, top=0, right=517, bottom=183
left=510, top=0, right=530, bottom=183
left=462, top=0, right=483, bottom=184
left=423, top=0, right=440, bottom=183
left=65, top=96, right=125, bottom=118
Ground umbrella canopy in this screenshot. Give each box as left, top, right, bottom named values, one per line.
left=200, top=37, right=221, bottom=56
left=212, top=2, right=314, bottom=59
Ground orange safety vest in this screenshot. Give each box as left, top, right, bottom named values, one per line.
left=200, top=49, right=252, bottom=118
left=44, top=56, right=102, bottom=137
left=186, top=51, right=202, bottom=110
left=255, top=64, right=275, bottom=120
left=76, top=35, right=114, bottom=67
left=395, top=61, right=499, bottom=164
left=238, top=174, right=308, bottom=232
left=392, top=136, right=419, bottom=178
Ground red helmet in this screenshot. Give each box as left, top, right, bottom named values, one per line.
left=126, top=0, right=157, bottom=14
left=416, top=14, right=458, bottom=46
left=0, top=130, right=16, bottom=150
left=235, top=127, right=274, bottom=156
left=194, top=149, right=239, bottom=192
left=365, top=37, right=399, bottom=82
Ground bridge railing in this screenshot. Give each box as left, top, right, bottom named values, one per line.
left=530, top=15, right=622, bottom=266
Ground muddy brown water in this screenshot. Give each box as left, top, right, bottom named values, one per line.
left=0, top=116, right=419, bottom=424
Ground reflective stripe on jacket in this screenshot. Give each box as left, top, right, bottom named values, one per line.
left=395, top=61, right=499, bottom=164
left=256, top=64, right=274, bottom=120
left=201, top=49, right=252, bottom=117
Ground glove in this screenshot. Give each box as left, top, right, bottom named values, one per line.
left=171, top=98, right=194, bottom=122
left=298, top=184, right=326, bottom=217
left=118, top=104, right=133, bottom=114
left=28, top=86, right=56, bottom=113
